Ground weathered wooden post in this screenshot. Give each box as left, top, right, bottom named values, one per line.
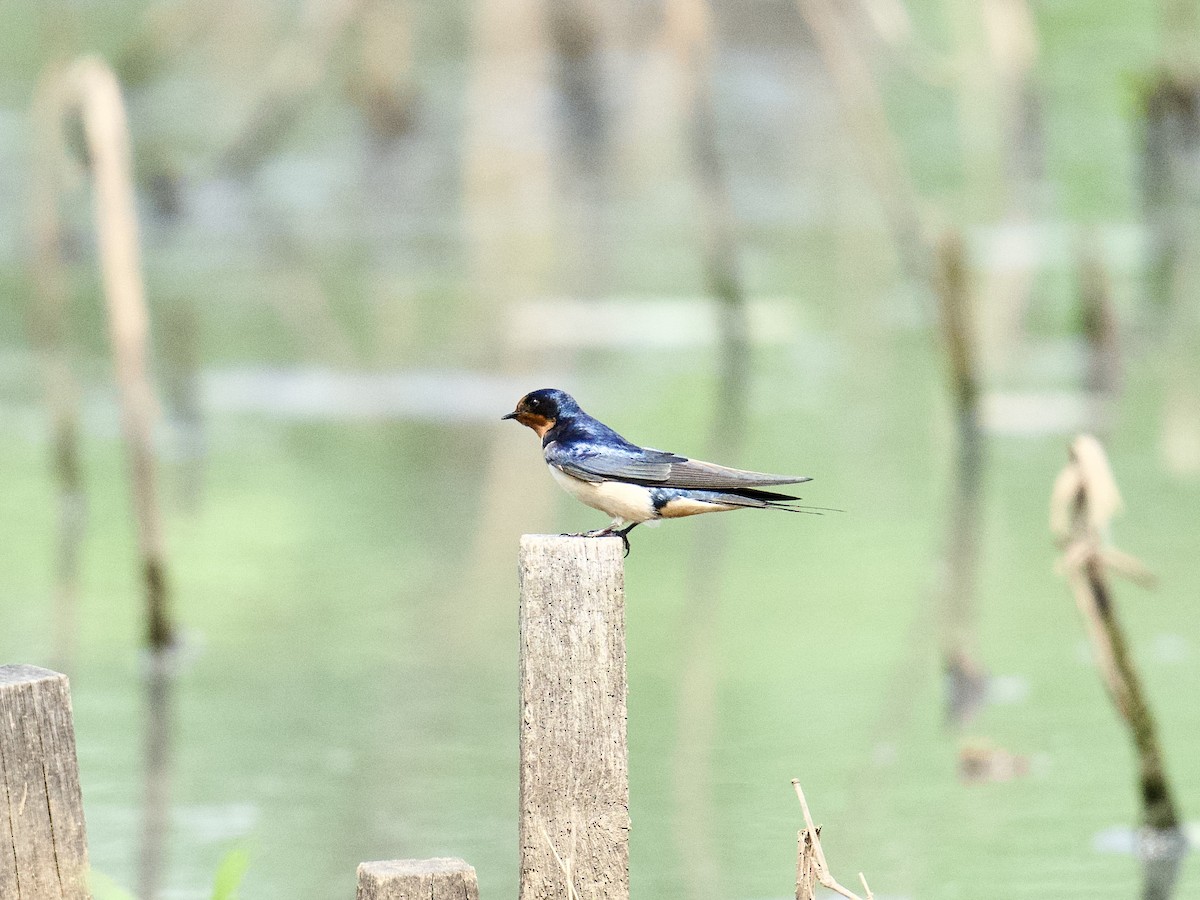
left=518, top=534, right=629, bottom=900
left=356, top=858, right=480, bottom=900
left=0, top=665, right=90, bottom=899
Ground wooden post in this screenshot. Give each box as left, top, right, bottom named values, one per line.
left=0, top=665, right=90, bottom=899
left=795, top=829, right=818, bottom=900
left=518, top=535, right=629, bottom=900
left=356, top=858, right=480, bottom=900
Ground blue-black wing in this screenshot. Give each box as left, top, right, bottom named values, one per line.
left=545, top=440, right=810, bottom=491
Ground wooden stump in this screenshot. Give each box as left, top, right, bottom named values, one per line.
left=356, top=858, right=479, bottom=900
left=518, top=534, right=629, bottom=900
left=0, top=664, right=90, bottom=899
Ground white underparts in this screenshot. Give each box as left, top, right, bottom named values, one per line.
left=548, top=466, right=656, bottom=526
left=547, top=465, right=736, bottom=526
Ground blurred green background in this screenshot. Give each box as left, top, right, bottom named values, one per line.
left=1, top=1, right=1198, bottom=898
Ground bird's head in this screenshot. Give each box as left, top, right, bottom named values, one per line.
left=502, top=388, right=578, bottom=438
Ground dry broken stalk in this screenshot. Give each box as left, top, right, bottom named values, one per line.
left=30, top=66, right=87, bottom=667
left=1050, top=435, right=1180, bottom=833
left=32, top=56, right=175, bottom=650
left=791, top=780, right=875, bottom=900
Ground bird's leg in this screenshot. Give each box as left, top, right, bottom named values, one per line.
left=615, top=522, right=639, bottom=557
left=561, top=520, right=637, bottom=555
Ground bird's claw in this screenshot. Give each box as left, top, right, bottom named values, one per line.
left=560, top=527, right=633, bottom=557
left=615, top=524, right=636, bottom=557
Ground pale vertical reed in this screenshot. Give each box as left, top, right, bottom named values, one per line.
left=34, top=57, right=175, bottom=650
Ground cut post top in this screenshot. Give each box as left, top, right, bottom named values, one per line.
left=358, top=858, right=476, bottom=877
left=518, top=533, right=625, bottom=561
left=0, top=664, right=67, bottom=687
left=356, top=858, right=480, bottom=900
left=0, top=662, right=89, bottom=900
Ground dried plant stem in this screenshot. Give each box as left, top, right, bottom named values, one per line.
left=797, top=14, right=991, bottom=714
left=1051, top=436, right=1181, bottom=832
left=36, top=57, right=175, bottom=650
left=664, top=8, right=751, bottom=895
left=791, top=780, right=875, bottom=900
left=349, top=0, right=416, bottom=143
left=460, top=0, right=557, bottom=601
left=793, top=0, right=929, bottom=285
left=665, top=0, right=750, bottom=428
left=30, top=67, right=86, bottom=667
left=1076, top=244, right=1121, bottom=435
left=219, top=0, right=368, bottom=174
left=934, top=230, right=988, bottom=726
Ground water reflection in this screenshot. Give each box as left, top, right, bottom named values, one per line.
left=138, top=650, right=178, bottom=900
left=1141, top=827, right=1189, bottom=900
left=1094, top=825, right=1192, bottom=900
left=669, top=0, right=751, bottom=893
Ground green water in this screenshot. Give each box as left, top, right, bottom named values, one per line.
left=1, top=1, right=1199, bottom=898
left=3, top=353, right=1197, bottom=899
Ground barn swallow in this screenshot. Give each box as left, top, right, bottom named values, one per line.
left=503, top=388, right=813, bottom=555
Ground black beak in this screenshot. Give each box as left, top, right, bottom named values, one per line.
left=501, top=411, right=518, bottom=421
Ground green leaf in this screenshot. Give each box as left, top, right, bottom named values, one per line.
left=210, top=846, right=251, bottom=900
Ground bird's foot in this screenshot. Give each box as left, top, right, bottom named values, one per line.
left=560, top=525, right=636, bottom=557
left=615, top=523, right=638, bottom=557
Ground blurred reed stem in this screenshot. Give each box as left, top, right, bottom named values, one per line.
left=34, top=57, right=175, bottom=651
left=974, top=0, right=1044, bottom=367
left=662, top=1, right=751, bottom=897
left=933, top=230, right=987, bottom=726
left=461, top=0, right=558, bottom=605
left=1075, top=243, right=1121, bottom=437
left=793, top=0, right=930, bottom=285
left=1051, top=437, right=1183, bottom=843
left=114, top=0, right=222, bottom=90
left=547, top=0, right=616, bottom=296
left=1158, top=0, right=1200, bottom=79
left=346, top=0, right=417, bottom=145
left=138, top=651, right=176, bottom=900
left=218, top=0, right=368, bottom=176
left=667, top=0, right=750, bottom=436
left=1139, top=49, right=1200, bottom=475
left=30, top=66, right=86, bottom=669
left=800, top=0, right=999, bottom=726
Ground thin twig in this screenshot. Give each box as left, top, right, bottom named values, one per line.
left=791, top=780, right=874, bottom=900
